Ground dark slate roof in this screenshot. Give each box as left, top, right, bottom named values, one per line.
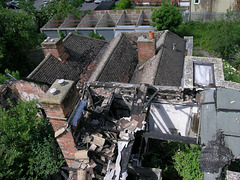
left=154, top=31, right=185, bottom=86
left=27, top=34, right=106, bottom=84
left=97, top=34, right=138, bottom=83
left=96, top=31, right=185, bottom=86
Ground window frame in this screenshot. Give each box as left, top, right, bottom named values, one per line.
left=194, top=0, right=200, bottom=4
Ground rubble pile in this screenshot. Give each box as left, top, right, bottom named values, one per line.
left=68, top=82, right=197, bottom=179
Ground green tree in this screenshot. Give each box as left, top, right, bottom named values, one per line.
left=114, top=0, right=132, bottom=10
left=151, top=0, right=182, bottom=32
left=36, top=0, right=83, bottom=26
left=173, top=144, right=203, bottom=180
left=0, top=7, right=44, bottom=76
left=89, top=31, right=105, bottom=40
left=0, top=69, right=20, bottom=84
left=0, top=100, right=64, bottom=179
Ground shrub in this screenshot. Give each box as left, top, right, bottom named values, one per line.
left=115, top=0, right=132, bottom=10
left=173, top=145, right=203, bottom=180
left=151, top=0, right=182, bottom=31
left=89, top=31, right=105, bottom=40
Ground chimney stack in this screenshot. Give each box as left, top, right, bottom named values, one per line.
left=41, top=79, right=79, bottom=119
left=137, top=31, right=156, bottom=66
left=41, top=38, right=69, bottom=63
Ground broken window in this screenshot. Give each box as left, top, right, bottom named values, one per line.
left=194, top=64, right=214, bottom=87
left=194, top=0, right=200, bottom=4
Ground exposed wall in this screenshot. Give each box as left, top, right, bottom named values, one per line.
left=191, top=0, right=236, bottom=13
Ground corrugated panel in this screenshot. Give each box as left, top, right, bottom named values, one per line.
left=216, top=88, right=240, bottom=110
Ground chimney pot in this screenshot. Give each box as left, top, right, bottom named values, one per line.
left=58, top=79, right=65, bottom=85
left=50, top=88, right=57, bottom=95
left=149, top=31, right=154, bottom=40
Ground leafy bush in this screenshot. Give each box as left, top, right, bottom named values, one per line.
left=151, top=0, right=182, bottom=31
left=89, top=31, right=105, bottom=40
left=223, top=60, right=240, bottom=83
left=115, top=0, right=132, bottom=10
left=0, top=100, right=64, bottom=179
left=173, top=145, right=203, bottom=180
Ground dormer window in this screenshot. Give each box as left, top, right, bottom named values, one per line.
left=194, top=0, right=200, bottom=4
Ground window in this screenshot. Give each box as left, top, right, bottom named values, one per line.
left=194, top=64, right=214, bottom=86
left=194, top=0, right=200, bottom=4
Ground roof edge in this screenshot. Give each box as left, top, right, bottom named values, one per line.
left=152, top=30, right=169, bottom=84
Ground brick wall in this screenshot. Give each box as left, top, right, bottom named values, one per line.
left=49, top=119, right=77, bottom=167
left=42, top=38, right=69, bottom=62
left=137, top=36, right=156, bottom=65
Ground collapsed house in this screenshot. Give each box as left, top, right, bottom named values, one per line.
left=2, top=30, right=240, bottom=179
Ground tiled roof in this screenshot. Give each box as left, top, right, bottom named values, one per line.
left=96, top=32, right=164, bottom=83
left=154, top=31, right=186, bottom=86
left=97, top=34, right=138, bottom=83
left=27, top=34, right=106, bottom=84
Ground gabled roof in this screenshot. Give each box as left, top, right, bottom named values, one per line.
left=130, top=31, right=186, bottom=86
left=90, top=30, right=186, bottom=86
left=27, top=33, right=107, bottom=85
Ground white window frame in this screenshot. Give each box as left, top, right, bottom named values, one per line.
left=194, top=0, right=200, bottom=4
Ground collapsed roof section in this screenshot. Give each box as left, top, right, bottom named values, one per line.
left=38, top=78, right=201, bottom=179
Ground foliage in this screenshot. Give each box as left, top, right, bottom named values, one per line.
left=0, top=69, right=20, bottom=84
left=59, top=30, right=67, bottom=40
left=222, top=60, right=240, bottom=83
left=173, top=144, right=203, bottom=180
left=142, top=140, right=203, bottom=179
left=0, top=7, right=44, bottom=76
left=151, top=0, right=182, bottom=31
left=175, top=12, right=240, bottom=60
left=0, top=100, right=64, bottom=179
left=0, top=0, right=6, bottom=8
left=115, top=0, right=132, bottom=10
left=37, top=0, right=83, bottom=24
left=89, top=31, right=105, bottom=40
left=142, top=140, right=182, bottom=179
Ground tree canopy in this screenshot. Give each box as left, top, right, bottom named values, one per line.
left=151, top=0, right=182, bottom=31
left=0, top=7, right=44, bottom=76
left=0, top=100, right=64, bottom=179
left=114, top=0, right=132, bottom=10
